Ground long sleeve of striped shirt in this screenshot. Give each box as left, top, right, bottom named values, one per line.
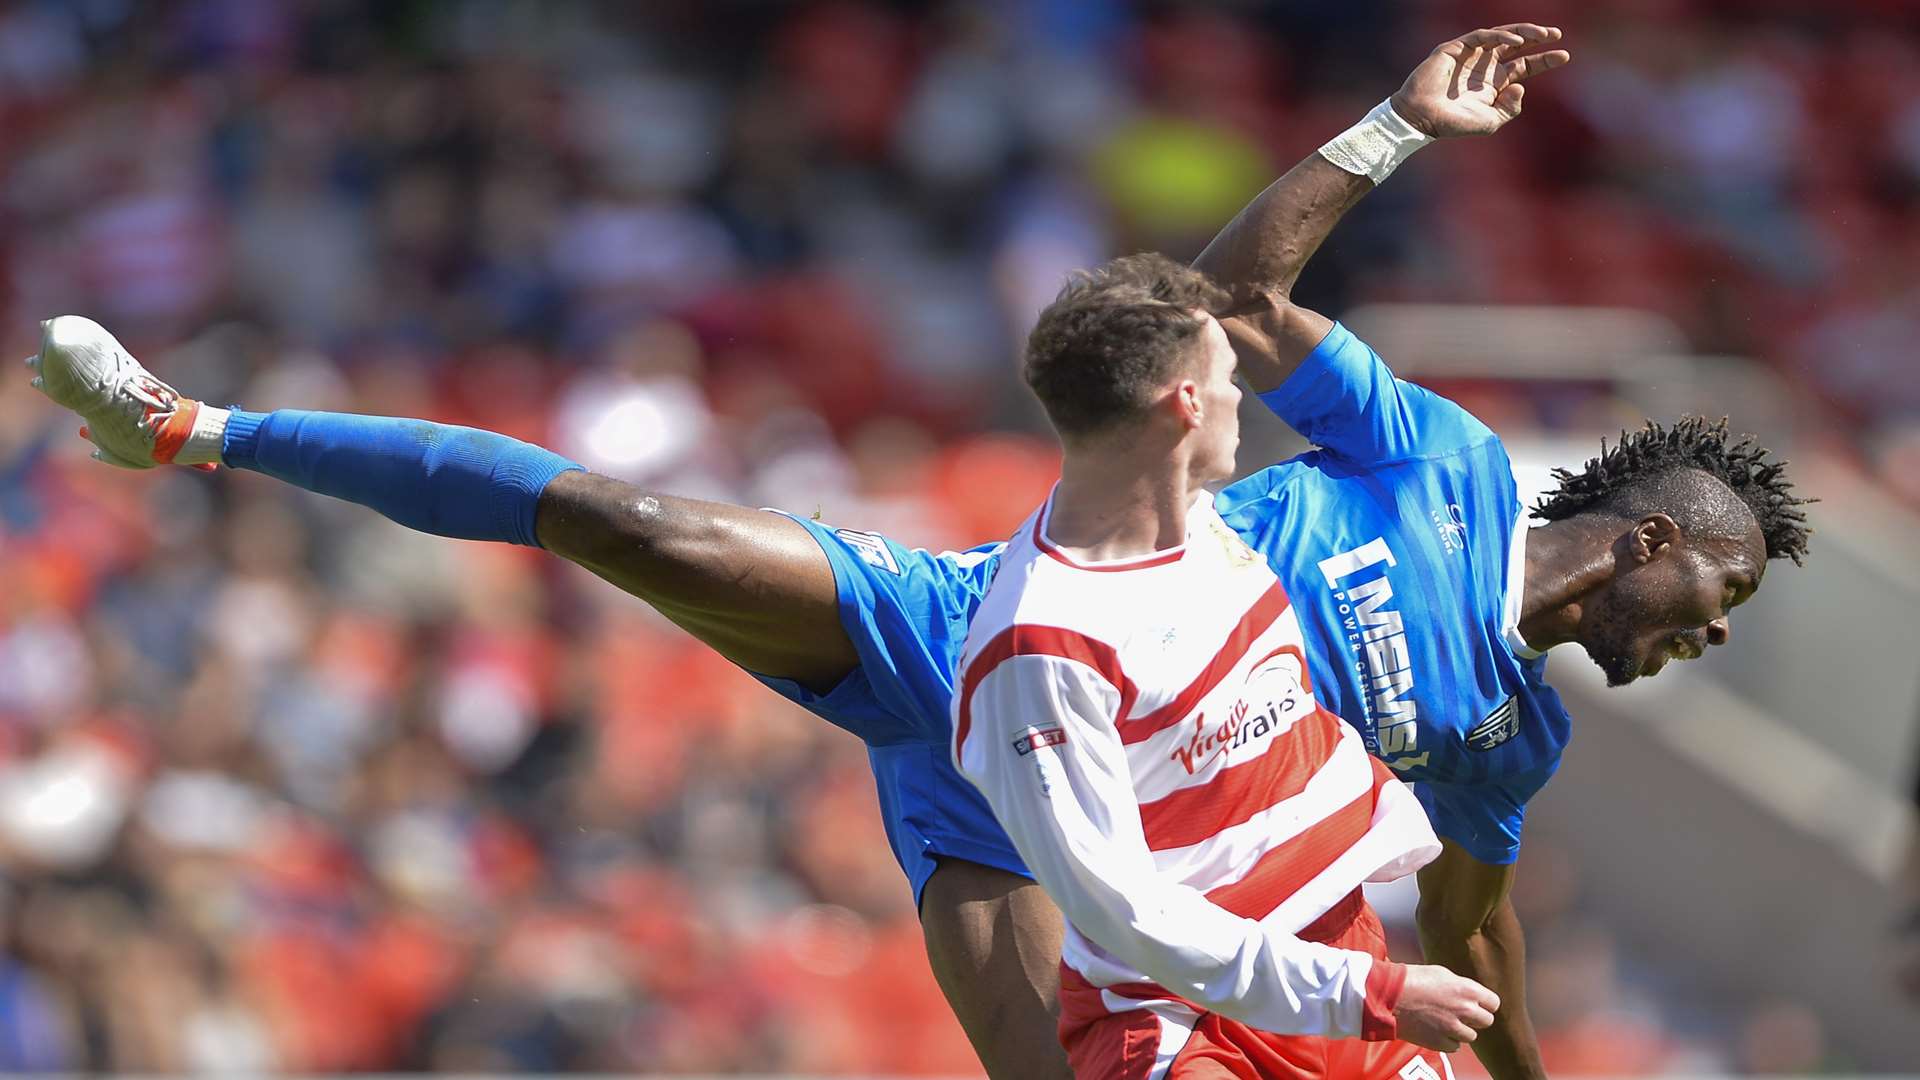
left=954, top=650, right=1399, bottom=1039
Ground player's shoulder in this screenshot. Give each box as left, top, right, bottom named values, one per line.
left=971, top=520, right=1059, bottom=626
left=963, top=508, right=1041, bottom=610
left=965, top=518, right=1130, bottom=669
left=1361, top=424, right=1520, bottom=517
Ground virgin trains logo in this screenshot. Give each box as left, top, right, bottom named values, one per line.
left=1170, top=647, right=1310, bottom=775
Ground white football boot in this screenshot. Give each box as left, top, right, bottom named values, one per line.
left=25, top=316, right=222, bottom=470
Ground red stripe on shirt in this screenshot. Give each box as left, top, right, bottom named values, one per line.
left=1203, top=785, right=1377, bottom=920
left=1117, top=584, right=1296, bottom=745
left=1138, top=708, right=1346, bottom=851
left=955, top=624, right=1137, bottom=754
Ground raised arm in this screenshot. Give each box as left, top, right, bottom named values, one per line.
left=1194, top=23, right=1569, bottom=391
left=954, top=649, right=1497, bottom=1049
left=234, top=414, right=859, bottom=691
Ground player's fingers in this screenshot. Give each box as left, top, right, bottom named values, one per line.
left=1467, top=44, right=1499, bottom=92
left=1498, top=38, right=1571, bottom=60
left=1413, top=1027, right=1463, bottom=1054
left=1490, top=23, right=1562, bottom=43
left=1454, top=28, right=1526, bottom=50
left=1472, top=984, right=1502, bottom=1013
left=1461, top=1002, right=1497, bottom=1030
left=1501, top=49, right=1571, bottom=84
left=1452, top=1020, right=1481, bottom=1044
left=1446, top=47, right=1472, bottom=99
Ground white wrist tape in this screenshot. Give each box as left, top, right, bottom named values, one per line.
left=1317, top=99, right=1433, bottom=184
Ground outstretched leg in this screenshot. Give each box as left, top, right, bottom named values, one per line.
left=534, top=470, right=855, bottom=689
left=27, top=315, right=858, bottom=690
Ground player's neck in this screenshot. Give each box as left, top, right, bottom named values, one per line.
left=1516, top=516, right=1623, bottom=650
left=1048, top=449, right=1198, bottom=562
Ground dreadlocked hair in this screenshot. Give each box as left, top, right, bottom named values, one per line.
left=1530, top=416, right=1813, bottom=565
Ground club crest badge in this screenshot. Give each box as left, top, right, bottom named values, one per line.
left=1465, top=697, right=1519, bottom=752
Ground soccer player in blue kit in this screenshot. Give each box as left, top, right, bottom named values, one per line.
left=27, top=21, right=1817, bottom=1080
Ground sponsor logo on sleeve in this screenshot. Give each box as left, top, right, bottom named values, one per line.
left=835, top=528, right=901, bottom=574
left=1014, top=726, right=1068, bottom=795
left=1465, top=696, right=1519, bottom=752
left=1013, top=727, right=1068, bottom=756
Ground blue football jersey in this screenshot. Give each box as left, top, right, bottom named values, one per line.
left=751, top=519, right=1026, bottom=902
left=755, top=322, right=1572, bottom=896
left=1214, top=322, right=1573, bottom=865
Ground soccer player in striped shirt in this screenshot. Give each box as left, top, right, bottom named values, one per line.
left=951, top=254, right=1496, bottom=1077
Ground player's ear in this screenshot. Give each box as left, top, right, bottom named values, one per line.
left=1170, top=378, right=1204, bottom=430
left=1630, top=513, right=1682, bottom=563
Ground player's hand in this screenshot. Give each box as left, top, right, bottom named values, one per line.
left=1392, top=963, right=1500, bottom=1052
left=1389, top=24, right=1570, bottom=139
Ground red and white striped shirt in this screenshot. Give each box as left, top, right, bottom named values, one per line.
left=953, top=493, right=1440, bottom=1040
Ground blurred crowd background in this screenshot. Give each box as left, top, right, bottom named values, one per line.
left=0, top=0, right=1914, bottom=1074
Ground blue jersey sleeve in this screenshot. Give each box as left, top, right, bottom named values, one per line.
left=751, top=513, right=996, bottom=747
left=1414, top=759, right=1557, bottom=865
left=1259, top=322, right=1496, bottom=467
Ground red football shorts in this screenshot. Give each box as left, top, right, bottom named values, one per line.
left=1059, top=890, right=1454, bottom=1080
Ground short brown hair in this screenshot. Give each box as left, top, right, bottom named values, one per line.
left=1024, top=253, right=1230, bottom=439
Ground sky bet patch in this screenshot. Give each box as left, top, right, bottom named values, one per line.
left=1466, top=697, right=1519, bottom=752
left=1014, top=727, right=1068, bottom=756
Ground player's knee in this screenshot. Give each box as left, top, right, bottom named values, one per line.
left=607, top=487, right=679, bottom=552
left=559, top=474, right=715, bottom=565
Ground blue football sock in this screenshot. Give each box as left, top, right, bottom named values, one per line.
left=222, top=409, right=584, bottom=548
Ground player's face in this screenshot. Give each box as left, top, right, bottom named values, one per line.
left=1576, top=518, right=1766, bottom=686
left=1190, top=316, right=1243, bottom=483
